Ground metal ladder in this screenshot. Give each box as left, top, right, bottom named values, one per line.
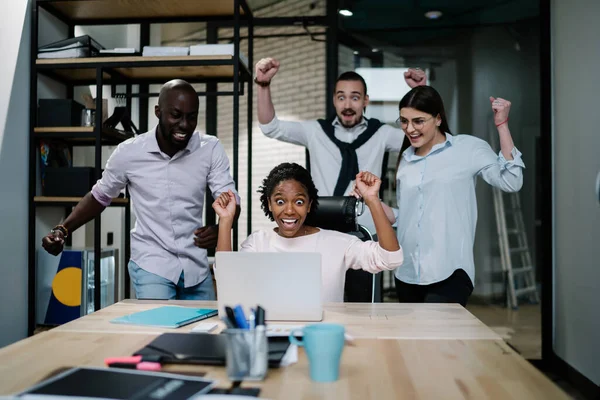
left=492, top=183, right=539, bottom=309
left=488, top=123, right=539, bottom=309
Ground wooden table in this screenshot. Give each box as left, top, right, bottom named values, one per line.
left=0, top=330, right=568, bottom=399
left=53, top=300, right=502, bottom=340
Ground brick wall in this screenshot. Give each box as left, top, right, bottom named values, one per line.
left=216, top=0, right=327, bottom=244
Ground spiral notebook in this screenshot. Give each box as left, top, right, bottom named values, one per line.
left=110, top=306, right=218, bottom=328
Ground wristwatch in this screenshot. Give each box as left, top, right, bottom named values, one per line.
left=253, top=77, right=270, bottom=87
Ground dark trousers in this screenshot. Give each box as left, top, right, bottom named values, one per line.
left=394, top=269, right=474, bottom=307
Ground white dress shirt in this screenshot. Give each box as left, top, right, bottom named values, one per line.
left=259, top=116, right=403, bottom=232
left=259, top=116, right=403, bottom=195
left=395, top=133, right=524, bottom=286
left=91, top=128, right=240, bottom=287
left=240, top=228, right=403, bottom=302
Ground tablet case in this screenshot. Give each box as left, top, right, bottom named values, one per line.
left=134, top=333, right=290, bottom=368
left=17, top=366, right=214, bottom=399
left=110, top=306, right=218, bottom=328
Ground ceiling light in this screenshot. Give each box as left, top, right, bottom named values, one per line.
left=372, top=48, right=380, bottom=53
left=339, top=9, right=353, bottom=17
left=353, top=50, right=359, bottom=55
left=424, top=10, right=443, bottom=20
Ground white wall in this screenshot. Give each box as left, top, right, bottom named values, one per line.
left=552, top=0, right=600, bottom=385
left=0, top=0, right=31, bottom=347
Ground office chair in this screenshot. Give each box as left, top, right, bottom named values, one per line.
left=308, top=196, right=383, bottom=303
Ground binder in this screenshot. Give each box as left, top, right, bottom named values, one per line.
left=134, top=332, right=291, bottom=367
left=110, top=306, right=218, bottom=328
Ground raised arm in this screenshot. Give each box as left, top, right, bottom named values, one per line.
left=255, top=57, right=280, bottom=125
left=194, top=139, right=241, bottom=249
left=255, top=57, right=312, bottom=147
left=213, top=190, right=237, bottom=252
left=354, top=172, right=400, bottom=251
left=472, top=97, right=524, bottom=193
left=490, top=97, right=515, bottom=160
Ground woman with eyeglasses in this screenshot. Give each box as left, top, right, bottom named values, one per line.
left=354, top=85, right=523, bottom=306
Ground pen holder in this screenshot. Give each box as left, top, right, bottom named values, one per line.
left=223, top=327, right=268, bottom=381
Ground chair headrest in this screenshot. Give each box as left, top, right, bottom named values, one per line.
left=308, top=196, right=364, bottom=233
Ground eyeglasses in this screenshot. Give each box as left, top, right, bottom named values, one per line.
left=396, top=115, right=435, bottom=130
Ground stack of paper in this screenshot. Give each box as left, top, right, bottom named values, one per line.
left=99, top=48, right=137, bottom=54
left=142, top=46, right=189, bottom=57
left=189, top=44, right=249, bottom=67
left=38, top=42, right=87, bottom=59
left=38, top=35, right=103, bottom=59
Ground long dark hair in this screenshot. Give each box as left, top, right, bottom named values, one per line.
left=395, top=86, right=452, bottom=172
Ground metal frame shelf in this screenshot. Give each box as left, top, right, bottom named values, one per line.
left=28, top=0, right=254, bottom=336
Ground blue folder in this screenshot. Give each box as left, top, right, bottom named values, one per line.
left=110, top=306, right=218, bottom=328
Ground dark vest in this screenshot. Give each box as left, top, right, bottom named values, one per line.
left=317, top=116, right=383, bottom=196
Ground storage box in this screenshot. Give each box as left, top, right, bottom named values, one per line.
left=43, top=167, right=97, bottom=197
left=38, top=99, right=85, bottom=127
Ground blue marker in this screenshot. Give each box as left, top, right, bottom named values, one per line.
left=233, top=305, right=250, bottom=329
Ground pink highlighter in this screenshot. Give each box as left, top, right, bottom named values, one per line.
left=104, top=356, right=162, bottom=371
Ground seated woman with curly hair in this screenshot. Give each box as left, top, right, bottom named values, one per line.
left=212, top=162, right=403, bottom=302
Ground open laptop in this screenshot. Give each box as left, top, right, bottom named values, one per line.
left=215, top=252, right=323, bottom=321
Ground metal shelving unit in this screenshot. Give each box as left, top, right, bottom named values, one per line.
left=28, top=0, right=254, bottom=335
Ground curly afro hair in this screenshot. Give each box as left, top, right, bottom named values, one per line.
left=258, top=162, right=319, bottom=222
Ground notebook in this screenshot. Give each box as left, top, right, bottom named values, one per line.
left=110, top=306, right=218, bottom=328
left=16, top=366, right=214, bottom=399
left=134, top=333, right=290, bottom=368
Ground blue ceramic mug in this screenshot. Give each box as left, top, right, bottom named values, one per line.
left=289, top=324, right=345, bottom=382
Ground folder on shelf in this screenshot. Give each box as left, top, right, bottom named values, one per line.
left=38, top=35, right=104, bottom=59
left=110, top=306, right=218, bottom=328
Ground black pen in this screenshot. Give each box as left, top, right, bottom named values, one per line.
left=255, top=305, right=265, bottom=326
left=225, top=306, right=238, bottom=328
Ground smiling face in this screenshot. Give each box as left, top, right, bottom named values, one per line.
left=155, top=85, right=199, bottom=155
left=268, top=179, right=313, bottom=238
left=399, top=107, right=443, bottom=153
left=333, top=79, right=369, bottom=128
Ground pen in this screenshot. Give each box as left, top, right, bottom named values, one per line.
left=221, top=316, right=235, bottom=329
left=248, top=311, right=256, bottom=330
left=225, top=306, right=238, bottom=328
left=233, top=305, right=250, bottom=330
left=255, top=305, right=265, bottom=326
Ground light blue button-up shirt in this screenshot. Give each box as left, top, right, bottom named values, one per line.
left=395, top=133, right=524, bottom=285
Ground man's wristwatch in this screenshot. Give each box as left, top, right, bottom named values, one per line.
left=254, top=77, right=271, bottom=87
left=51, top=224, right=69, bottom=238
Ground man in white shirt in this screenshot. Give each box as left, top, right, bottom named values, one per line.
left=254, top=58, right=425, bottom=301
left=255, top=58, right=426, bottom=201
left=41, top=79, right=240, bottom=300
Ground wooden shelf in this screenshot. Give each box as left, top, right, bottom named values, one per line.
left=36, top=55, right=250, bottom=84
left=34, top=196, right=128, bottom=206
left=34, top=126, right=133, bottom=145
left=35, top=127, right=94, bottom=133
left=39, top=0, right=248, bottom=23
